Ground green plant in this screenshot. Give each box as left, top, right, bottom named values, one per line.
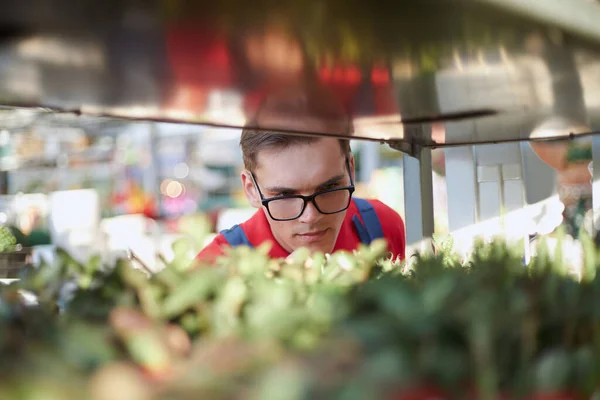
left=0, top=225, right=17, bottom=253
left=3, top=233, right=600, bottom=399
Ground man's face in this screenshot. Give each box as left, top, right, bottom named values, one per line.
left=242, top=138, right=354, bottom=254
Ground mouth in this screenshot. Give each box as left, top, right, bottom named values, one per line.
left=296, top=229, right=328, bottom=243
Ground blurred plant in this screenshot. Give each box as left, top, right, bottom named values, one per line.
left=0, top=225, right=17, bottom=253
left=3, top=232, right=600, bottom=399
left=166, top=213, right=214, bottom=272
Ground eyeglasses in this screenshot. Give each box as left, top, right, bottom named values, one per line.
left=250, top=159, right=355, bottom=221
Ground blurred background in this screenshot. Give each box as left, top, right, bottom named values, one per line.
left=0, top=0, right=599, bottom=273
left=0, top=108, right=585, bottom=272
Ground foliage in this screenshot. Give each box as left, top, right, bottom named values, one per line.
left=2, top=233, right=600, bottom=399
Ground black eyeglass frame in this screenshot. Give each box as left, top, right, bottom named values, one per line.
left=249, top=158, right=355, bottom=221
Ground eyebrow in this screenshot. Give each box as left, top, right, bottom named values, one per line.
left=265, top=173, right=347, bottom=195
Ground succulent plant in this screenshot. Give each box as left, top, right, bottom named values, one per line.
left=2, top=232, right=600, bottom=399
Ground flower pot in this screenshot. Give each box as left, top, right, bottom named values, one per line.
left=0, top=247, right=33, bottom=279
left=529, top=117, right=592, bottom=171
left=529, top=118, right=592, bottom=208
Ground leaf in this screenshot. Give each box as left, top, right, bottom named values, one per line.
left=60, top=323, right=117, bottom=372
left=534, top=349, right=573, bottom=393
left=212, top=276, right=248, bottom=335
left=118, top=262, right=148, bottom=289
left=84, top=255, right=102, bottom=275
left=161, top=269, right=221, bottom=319
left=153, top=267, right=183, bottom=289
left=170, top=238, right=196, bottom=272
left=579, top=229, right=596, bottom=282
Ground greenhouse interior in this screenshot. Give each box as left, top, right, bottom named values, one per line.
left=2, top=0, right=600, bottom=399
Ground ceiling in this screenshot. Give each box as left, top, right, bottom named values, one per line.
left=1, top=0, right=600, bottom=154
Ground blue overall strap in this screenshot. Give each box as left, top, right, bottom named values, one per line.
left=220, top=224, right=254, bottom=248
left=352, top=197, right=385, bottom=245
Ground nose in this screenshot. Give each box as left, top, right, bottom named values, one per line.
left=298, top=199, right=321, bottom=224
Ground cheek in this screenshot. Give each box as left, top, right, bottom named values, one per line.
left=318, top=213, right=346, bottom=245
left=270, top=219, right=295, bottom=240
left=328, top=212, right=346, bottom=230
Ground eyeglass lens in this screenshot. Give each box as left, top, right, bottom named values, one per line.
left=268, top=188, right=351, bottom=220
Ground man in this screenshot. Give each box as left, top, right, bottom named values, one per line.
left=197, top=83, right=406, bottom=262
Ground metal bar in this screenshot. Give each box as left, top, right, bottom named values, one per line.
left=592, top=135, right=600, bottom=232
left=403, top=147, right=434, bottom=245
left=445, top=146, right=479, bottom=231
left=148, top=123, right=162, bottom=216
left=4, top=103, right=600, bottom=149
left=359, top=141, right=381, bottom=183
left=477, top=164, right=502, bottom=221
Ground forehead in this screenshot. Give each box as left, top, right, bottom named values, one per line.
left=255, top=138, right=346, bottom=189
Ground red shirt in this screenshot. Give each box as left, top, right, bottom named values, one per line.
left=197, top=198, right=406, bottom=263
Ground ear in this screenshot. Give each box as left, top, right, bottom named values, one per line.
left=347, top=153, right=356, bottom=182
left=241, top=170, right=262, bottom=208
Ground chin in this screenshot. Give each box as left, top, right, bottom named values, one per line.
left=304, top=242, right=334, bottom=254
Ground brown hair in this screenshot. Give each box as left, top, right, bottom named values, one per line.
left=241, top=132, right=351, bottom=172
left=240, top=82, right=352, bottom=171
